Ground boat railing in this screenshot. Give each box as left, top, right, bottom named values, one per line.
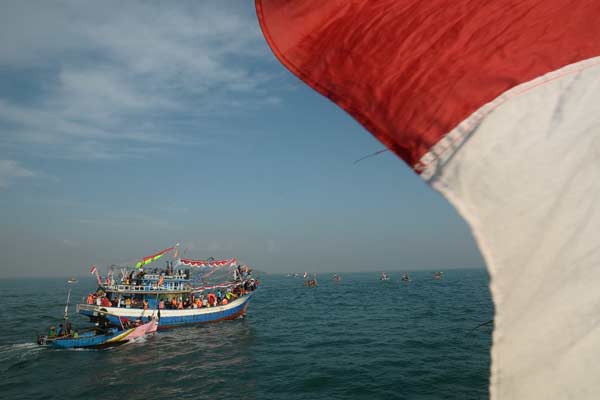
left=104, top=283, right=190, bottom=292
left=143, top=273, right=189, bottom=281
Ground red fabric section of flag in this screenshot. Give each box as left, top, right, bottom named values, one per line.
left=256, top=0, right=600, bottom=170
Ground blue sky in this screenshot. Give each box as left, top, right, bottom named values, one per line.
left=0, top=1, right=482, bottom=278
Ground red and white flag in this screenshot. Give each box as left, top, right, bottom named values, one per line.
left=257, top=1, right=600, bottom=398
left=90, top=265, right=97, bottom=275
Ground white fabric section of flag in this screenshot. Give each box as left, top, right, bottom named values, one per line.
left=425, top=58, right=600, bottom=399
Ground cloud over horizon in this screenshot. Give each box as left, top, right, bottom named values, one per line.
left=0, top=159, right=34, bottom=188
left=0, top=1, right=280, bottom=161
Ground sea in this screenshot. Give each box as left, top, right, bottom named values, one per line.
left=0, top=269, right=493, bottom=400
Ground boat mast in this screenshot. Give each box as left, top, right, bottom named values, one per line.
left=64, top=288, right=71, bottom=320
left=64, top=282, right=73, bottom=322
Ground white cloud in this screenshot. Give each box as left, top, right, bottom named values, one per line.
left=0, top=159, right=34, bottom=188
left=0, top=1, right=280, bottom=160
left=61, top=239, right=79, bottom=247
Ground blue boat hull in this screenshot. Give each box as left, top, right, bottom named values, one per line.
left=47, top=328, right=134, bottom=349
left=77, top=293, right=252, bottom=328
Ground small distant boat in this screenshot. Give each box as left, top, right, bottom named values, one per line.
left=305, top=279, right=318, bottom=287
left=380, top=272, right=390, bottom=281
left=67, top=278, right=77, bottom=283
left=401, top=273, right=410, bottom=282
left=304, top=273, right=318, bottom=287
left=433, top=271, right=444, bottom=280
left=332, top=274, right=342, bottom=282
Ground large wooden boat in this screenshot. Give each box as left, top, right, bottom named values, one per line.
left=77, top=249, right=258, bottom=329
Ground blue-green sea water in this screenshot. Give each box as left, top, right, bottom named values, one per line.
left=0, top=269, right=493, bottom=400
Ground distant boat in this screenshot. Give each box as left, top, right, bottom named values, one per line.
left=332, top=274, right=342, bottom=282
left=433, top=271, right=444, bottom=280
left=67, top=278, right=77, bottom=283
left=304, top=273, right=318, bottom=287
left=401, top=273, right=410, bottom=282
left=380, top=272, right=390, bottom=281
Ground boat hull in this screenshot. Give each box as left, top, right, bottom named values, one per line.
left=44, top=328, right=135, bottom=349
left=77, top=293, right=252, bottom=328
left=127, top=319, right=158, bottom=339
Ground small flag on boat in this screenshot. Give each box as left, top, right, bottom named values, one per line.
left=135, top=246, right=174, bottom=269
left=90, top=265, right=97, bottom=275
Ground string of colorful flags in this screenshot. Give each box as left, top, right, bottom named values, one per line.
left=179, top=257, right=237, bottom=268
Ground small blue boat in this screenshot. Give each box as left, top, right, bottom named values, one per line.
left=38, top=326, right=137, bottom=349
left=37, top=280, right=156, bottom=349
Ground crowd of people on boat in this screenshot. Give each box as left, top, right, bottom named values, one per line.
left=232, top=264, right=253, bottom=282
left=47, top=321, right=75, bottom=338
left=85, top=268, right=259, bottom=310
left=159, top=286, right=240, bottom=309
left=119, top=265, right=191, bottom=287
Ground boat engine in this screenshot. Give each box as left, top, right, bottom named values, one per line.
left=37, top=335, right=48, bottom=346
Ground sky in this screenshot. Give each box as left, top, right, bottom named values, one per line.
left=0, top=1, right=483, bottom=278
